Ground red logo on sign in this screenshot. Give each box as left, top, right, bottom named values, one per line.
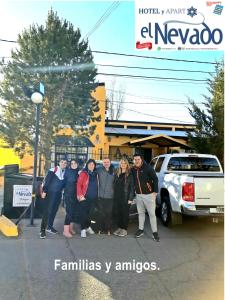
left=136, top=41, right=152, bottom=50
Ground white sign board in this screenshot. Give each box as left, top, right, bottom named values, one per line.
left=135, top=0, right=224, bottom=50
left=13, top=185, right=32, bottom=207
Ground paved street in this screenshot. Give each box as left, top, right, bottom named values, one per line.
left=0, top=197, right=223, bottom=300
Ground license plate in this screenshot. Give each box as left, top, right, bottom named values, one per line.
left=210, top=207, right=224, bottom=213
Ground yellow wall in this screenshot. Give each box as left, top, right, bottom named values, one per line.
left=20, top=155, right=34, bottom=173
left=109, top=146, right=133, bottom=160
left=0, top=138, right=35, bottom=172
left=0, top=139, right=20, bottom=168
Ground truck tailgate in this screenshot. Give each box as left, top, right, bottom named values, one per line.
left=194, top=176, right=224, bottom=206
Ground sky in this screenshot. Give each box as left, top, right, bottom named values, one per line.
left=0, top=0, right=224, bottom=124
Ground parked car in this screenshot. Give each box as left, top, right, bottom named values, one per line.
left=150, top=153, right=224, bottom=226
left=95, top=160, right=120, bottom=169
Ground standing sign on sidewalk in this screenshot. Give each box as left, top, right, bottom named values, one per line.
left=13, top=185, right=32, bottom=207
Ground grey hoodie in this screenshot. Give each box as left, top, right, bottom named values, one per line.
left=97, top=166, right=115, bottom=199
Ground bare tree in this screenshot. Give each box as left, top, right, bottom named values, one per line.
left=107, top=79, right=125, bottom=120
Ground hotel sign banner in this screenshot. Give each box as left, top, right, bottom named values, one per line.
left=135, top=0, right=224, bottom=50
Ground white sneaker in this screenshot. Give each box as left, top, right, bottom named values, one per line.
left=118, top=229, right=127, bottom=237
left=81, top=229, right=87, bottom=238
left=86, top=227, right=95, bottom=234
left=113, top=228, right=121, bottom=236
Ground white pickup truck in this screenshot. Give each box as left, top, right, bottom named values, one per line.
left=150, top=153, right=224, bottom=226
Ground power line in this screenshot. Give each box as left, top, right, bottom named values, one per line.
left=103, top=77, right=207, bottom=88
left=85, top=98, right=203, bottom=106
left=124, top=107, right=194, bottom=124
left=86, top=2, right=120, bottom=38
left=92, top=50, right=217, bottom=65
left=0, top=57, right=213, bottom=74
left=1, top=62, right=208, bottom=83
left=0, top=40, right=218, bottom=65
left=84, top=2, right=120, bottom=39
left=97, top=72, right=207, bottom=83
left=106, top=89, right=205, bottom=105
left=0, top=38, right=17, bottom=43
left=96, top=63, right=214, bottom=74
left=106, top=88, right=186, bottom=102
left=60, top=93, right=196, bottom=123
left=63, top=92, right=205, bottom=106
left=0, top=85, right=197, bottom=123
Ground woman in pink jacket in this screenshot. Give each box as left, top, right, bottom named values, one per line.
left=77, top=159, right=99, bottom=238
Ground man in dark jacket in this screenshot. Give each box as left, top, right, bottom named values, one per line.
left=131, top=154, right=160, bottom=242
left=40, top=159, right=67, bottom=239
left=97, top=157, right=115, bottom=234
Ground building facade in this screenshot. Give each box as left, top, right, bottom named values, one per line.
left=57, top=83, right=195, bottom=164
left=0, top=83, right=195, bottom=171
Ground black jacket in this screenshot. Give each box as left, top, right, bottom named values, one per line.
left=64, top=168, right=79, bottom=196
left=114, top=172, right=135, bottom=202
left=131, top=162, right=158, bottom=194
left=42, top=167, right=65, bottom=194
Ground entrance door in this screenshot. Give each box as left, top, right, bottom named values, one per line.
left=55, top=145, right=88, bottom=168
left=143, top=149, right=152, bottom=163
left=55, top=152, right=88, bottom=165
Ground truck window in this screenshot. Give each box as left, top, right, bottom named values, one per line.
left=155, top=157, right=165, bottom=172
left=150, top=157, right=157, bottom=169
left=167, top=157, right=221, bottom=172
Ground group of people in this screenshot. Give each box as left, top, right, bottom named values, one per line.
left=39, top=154, right=160, bottom=242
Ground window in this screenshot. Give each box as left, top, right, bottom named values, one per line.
left=174, top=128, right=194, bottom=132
left=151, top=126, right=172, bottom=131
left=155, top=157, right=165, bottom=172
left=167, top=157, right=221, bottom=172
left=127, top=125, right=148, bottom=129
left=105, top=124, right=124, bottom=128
